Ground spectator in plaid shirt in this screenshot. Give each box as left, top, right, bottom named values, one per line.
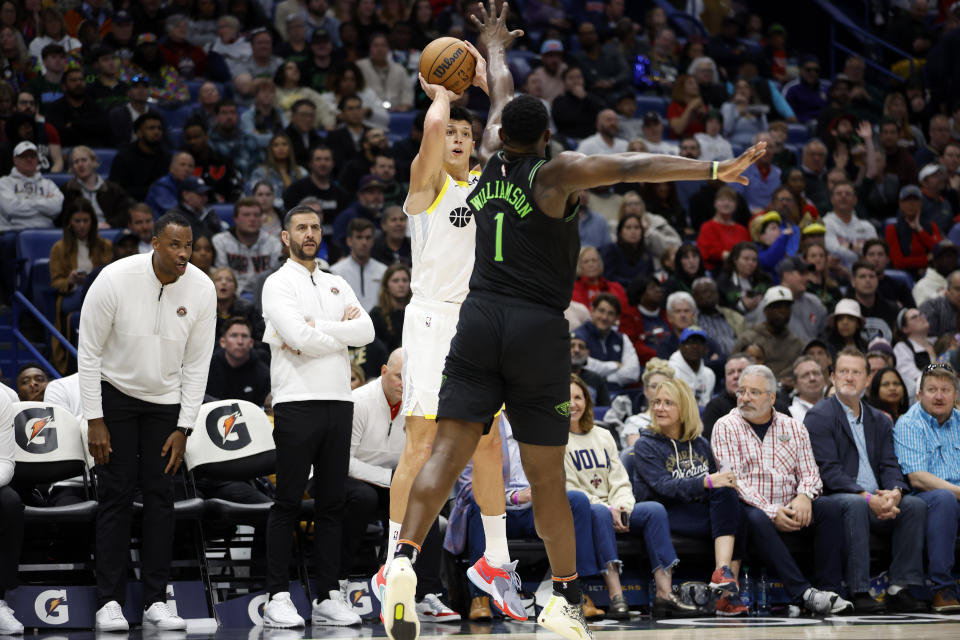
left=712, top=364, right=853, bottom=615
left=893, top=363, right=960, bottom=613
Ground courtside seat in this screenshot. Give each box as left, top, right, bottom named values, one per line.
left=12, top=402, right=97, bottom=524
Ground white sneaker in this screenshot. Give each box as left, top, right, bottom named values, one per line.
left=263, top=592, right=305, bottom=628
left=383, top=556, right=419, bottom=640
left=95, top=601, right=129, bottom=632
left=415, top=593, right=461, bottom=623
left=0, top=600, right=23, bottom=635
left=802, top=588, right=854, bottom=615
left=312, top=588, right=361, bottom=627
left=142, top=602, right=186, bottom=630
left=536, top=594, right=594, bottom=640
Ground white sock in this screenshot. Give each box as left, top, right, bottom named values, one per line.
left=385, top=520, right=402, bottom=567
left=887, top=584, right=904, bottom=595
left=481, top=512, right=511, bottom=566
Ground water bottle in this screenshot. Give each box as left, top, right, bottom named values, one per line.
left=740, top=567, right=754, bottom=614
left=757, top=570, right=770, bottom=616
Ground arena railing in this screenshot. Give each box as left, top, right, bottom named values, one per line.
left=11, top=291, right=73, bottom=379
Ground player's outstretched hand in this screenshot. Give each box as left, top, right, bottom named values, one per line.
left=469, top=0, right=524, bottom=51
left=717, top=141, right=768, bottom=186
left=418, top=73, right=460, bottom=102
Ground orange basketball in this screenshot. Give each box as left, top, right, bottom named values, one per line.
left=419, top=37, right=476, bottom=95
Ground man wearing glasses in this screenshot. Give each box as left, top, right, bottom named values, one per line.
left=712, top=364, right=852, bottom=615
left=894, top=362, right=960, bottom=612
left=783, top=55, right=828, bottom=124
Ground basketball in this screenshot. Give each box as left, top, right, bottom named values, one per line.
left=419, top=37, right=476, bottom=94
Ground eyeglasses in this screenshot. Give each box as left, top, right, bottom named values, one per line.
left=736, top=388, right=768, bottom=399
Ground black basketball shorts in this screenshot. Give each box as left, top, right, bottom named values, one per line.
left=437, top=291, right=572, bottom=446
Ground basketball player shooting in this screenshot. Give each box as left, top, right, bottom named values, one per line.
left=370, top=3, right=526, bottom=627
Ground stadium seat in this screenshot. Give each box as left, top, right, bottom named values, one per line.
left=163, top=103, right=196, bottom=130
left=211, top=203, right=234, bottom=228
left=16, top=229, right=61, bottom=295
left=787, top=123, right=810, bottom=145
left=635, top=95, right=667, bottom=117
left=168, top=126, right=183, bottom=149
left=389, top=111, right=417, bottom=137
left=28, top=259, right=58, bottom=324
left=46, top=173, right=71, bottom=189
left=100, top=228, right=121, bottom=244
left=92, top=148, right=117, bottom=176
left=884, top=268, right=915, bottom=289
left=731, top=144, right=746, bottom=157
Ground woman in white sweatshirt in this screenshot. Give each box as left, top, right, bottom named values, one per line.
left=565, top=374, right=697, bottom=619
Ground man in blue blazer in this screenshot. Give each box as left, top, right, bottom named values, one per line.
left=805, top=347, right=927, bottom=614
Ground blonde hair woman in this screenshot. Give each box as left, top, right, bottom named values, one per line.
left=566, top=374, right=697, bottom=619
left=631, top=378, right=749, bottom=616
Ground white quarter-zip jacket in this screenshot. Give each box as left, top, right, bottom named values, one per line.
left=78, top=253, right=217, bottom=428
left=349, top=377, right=405, bottom=487
left=262, top=259, right=374, bottom=404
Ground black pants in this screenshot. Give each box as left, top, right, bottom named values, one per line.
left=95, top=382, right=179, bottom=607
left=340, top=477, right=443, bottom=596
left=266, top=400, right=352, bottom=597
left=0, top=485, right=23, bottom=594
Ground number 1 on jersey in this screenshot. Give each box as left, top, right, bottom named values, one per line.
left=494, top=211, right=505, bottom=262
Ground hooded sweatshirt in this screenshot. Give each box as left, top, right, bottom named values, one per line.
left=631, top=429, right=716, bottom=504
left=0, top=168, right=64, bottom=231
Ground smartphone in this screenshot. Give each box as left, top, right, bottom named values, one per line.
left=619, top=511, right=629, bottom=527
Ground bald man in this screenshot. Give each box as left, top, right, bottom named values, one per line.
left=145, top=151, right=196, bottom=217
left=576, top=109, right=629, bottom=156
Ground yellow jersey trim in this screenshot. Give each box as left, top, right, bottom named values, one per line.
left=425, top=175, right=452, bottom=215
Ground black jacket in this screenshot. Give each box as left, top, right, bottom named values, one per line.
left=108, top=142, right=172, bottom=201
left=206, top=349, right=271, bottom=407
left=805, top=396, right=909, bottom=495
left=284, top=123, right=327, bottom=168
left=45, top=96, right=110, bottom=148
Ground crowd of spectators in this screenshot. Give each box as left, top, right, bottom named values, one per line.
left=3, top=0, right=960, bottom=627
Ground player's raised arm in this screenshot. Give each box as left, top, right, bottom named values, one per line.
left=539, top=141, right=769, bottom=197
left=407, top=76, right=460, bottom=210
left=469, top=0, right=523, bottom=165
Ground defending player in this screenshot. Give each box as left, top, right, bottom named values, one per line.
left=370, top=20, right=526, bottom=623
left=382, top=3, right=770, bottom=640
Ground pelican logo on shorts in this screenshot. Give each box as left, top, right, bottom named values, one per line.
left=177, top=306, right=187, bottom=317
left=449, top=206, right=472, bottom=228
left=554, top=400, right=571, bottom=418
left=205, top=403, right=252, bottom=451
left=14, top=407, right=58, bottom=453
left=34, top=589, right=68, bottom=624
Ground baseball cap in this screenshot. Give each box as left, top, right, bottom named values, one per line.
left=776, top=256, right=814, bottom=277
left=934, top=239, right=959, bottom=258
left=801, top=222, right=827, bottom=235
left=181, top=176, right=211, bottom=194
left=899, top=184, right=923, bottom=200
left=13, top=141, right=37, bottom=156
left=761, top=285, right=793, bottom=310
left=919, top=163, right=945, bottom=182
left=831, top=298, right=863, bottom=322
left=867, top=337, right=894, bottom=357
left=136, top=33, right=158, bottom=46
left=358, top=175, right=386, bottom=191
left=642, top=111, right=662, bottom=126
left=113, top=10, right=132, bottom=24
left=540, top=39, right=564, bottom=55
left=679, top=327, right=707, bottom=343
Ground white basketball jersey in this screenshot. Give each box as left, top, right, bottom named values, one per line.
left=405, top=170, right=481, bottom=304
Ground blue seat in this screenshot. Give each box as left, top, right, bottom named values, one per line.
left=884, top=268, right=915, bottom=289
left=787, top=123, right=810, bottom=145
left=92, top=148, right=117, bottom=176
left=163, top=103, right=197, bottom=130
left=47, top=173, right=71, bottom=189
left=29, top=259, right=58, bottom=323
left=16, top=230, right=61, bottom=295
left=636, top=95, right=667, bottom=117
left=731, top=144, right=745, bottom=157
left=168, top=127, right=183, bottom=149
left=100, top=228, right=121, bottom=244
left=388, top=111, right=417, bottom=137
left=211, top=203, right=234, bottom=229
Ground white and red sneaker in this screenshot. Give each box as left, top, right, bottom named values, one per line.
left=415, top=593, right=461, bottom=623
left=466, top=556, right=527, bottom=621
left=371, top=564, right=387, bottom=623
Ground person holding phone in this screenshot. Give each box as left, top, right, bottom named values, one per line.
left=565, top=375, right=698, bottom=618
left=631, top=378, right=749, bottom=616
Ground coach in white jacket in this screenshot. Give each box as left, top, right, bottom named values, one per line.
left=79, top=212, right=216, bottom=632
left=260, top=205, right=374, bottom=629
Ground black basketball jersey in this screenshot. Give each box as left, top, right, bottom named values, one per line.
left=467, top=151, right=580, bottom=310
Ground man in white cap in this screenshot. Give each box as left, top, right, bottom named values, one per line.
left=528, top=39, right=567, bottom=103
left=920, top=163, right=954, bottom=234
left=732, top=286, right=805, bottom=378
left=0, top=141, right=63, bottom=232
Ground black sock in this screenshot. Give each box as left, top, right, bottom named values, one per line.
left=394, top=539, right=420, bottom=563
left=553, top=574, right=582, bottom=606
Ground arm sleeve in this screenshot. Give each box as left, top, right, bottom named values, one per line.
left=634, top=438, right=708, bottom=502
left=893, top=418, right=927, bottom=475
left=348, top=397, right=392, bottom=487
left=769, top=81, right=796, bottom=119
left=0, top=394, right=14, bottom=487
left=805, top=409, right=864, bottom=494
left=886, top=224, right=931, bottom=270
left=36, top=179, right=64, bottom=217
left=177, top=285, right=217, bottom=428
left=894, top=341, right=922, bottom=400
left=261, top=276, right=349, bottom=356
left=824, top=229, right=859, bottom=266
left=607, top=335, right=640, bottom=385
left=78, top=269, right=117, bottom=421
left=584, top=357, right=619, bottom=377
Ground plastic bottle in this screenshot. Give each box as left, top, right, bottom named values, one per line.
left=757, top=570, right=770, bottom=616
left=740, top=566, right=754, bottom=615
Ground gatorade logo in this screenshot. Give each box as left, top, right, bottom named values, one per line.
left=14, top=407, right=58, bottom=454
left=34, top=589, right=68, bottom=624
left=247, top=594, right=268, bottom=624
left=205, top=403, right=252, bottom=451
left=432, top=47, right=463, bottom=79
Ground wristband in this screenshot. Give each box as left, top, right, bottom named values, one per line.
left=706, top=475, right=713, bottom=489
left=865, top=493, right=871, bottom=502
left=711, top=161, right=719, bottom=180
left=511, top=492, right=518, bottom=506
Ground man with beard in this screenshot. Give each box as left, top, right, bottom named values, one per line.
left=711, top=364, right=852, bottom=615
left=260, top=205, right=374, bottom=628
left=181, top=118, right=242, bottom=203
left=45, top=68, right=109, bottom=148
left=702, top=353, right=752, bottom=440
left=338, top=127, right=391, bottom=194
left=332, top=176, right=385, bottom=249
left=691, top=277, right=740, bottom=357
left=109, top=113, right=171, bottom=201
left=108, top=74, right=166, bottom=148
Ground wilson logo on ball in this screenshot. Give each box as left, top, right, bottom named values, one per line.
left=433, top=48, right=463, bottom=78
left=449, top=207, right=472, bottom=228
